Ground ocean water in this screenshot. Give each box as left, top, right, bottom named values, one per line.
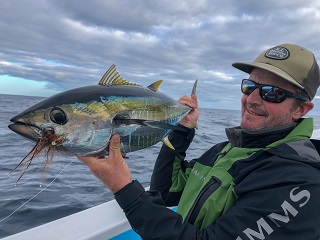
left=0, top=93, right=319, bottom=238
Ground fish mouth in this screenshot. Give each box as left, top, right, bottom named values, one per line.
left=8, top=121, right=42, bottom=142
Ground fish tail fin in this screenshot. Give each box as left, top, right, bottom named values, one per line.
left=191, top=79, right=198, bottom=129
left=191, top=79, right=198, bottom=96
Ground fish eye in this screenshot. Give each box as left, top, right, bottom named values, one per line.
left=50, top=107, right=67, bottom=125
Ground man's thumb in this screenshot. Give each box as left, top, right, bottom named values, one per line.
left=109, top=134, right=121, bottom=158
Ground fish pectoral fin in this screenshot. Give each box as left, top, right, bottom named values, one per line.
left=162, top=136, right=175, bottom=150
left=112, top=118, right=187, bottom=131
left=141, top=120, right=186, bottom=131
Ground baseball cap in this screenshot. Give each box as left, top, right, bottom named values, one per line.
left=232, top=43, right=320, bottom=100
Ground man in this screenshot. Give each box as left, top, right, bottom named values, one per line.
left=78, top=43, right=320, bottom=239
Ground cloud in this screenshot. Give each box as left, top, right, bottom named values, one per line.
left=0, top=0, right=320, bottom=114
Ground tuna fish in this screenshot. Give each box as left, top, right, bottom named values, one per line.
left=8, top=64, right=197, bottom=181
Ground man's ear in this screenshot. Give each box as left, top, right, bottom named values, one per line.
left=292, top=102, right=314, bottom=120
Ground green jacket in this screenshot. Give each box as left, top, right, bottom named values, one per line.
left=169, top=119, right=314, bottom=229
left=115, top=118, right=320, bottom=239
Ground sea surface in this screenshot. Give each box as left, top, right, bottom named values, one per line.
left=0, top=94, right=320, bottom=238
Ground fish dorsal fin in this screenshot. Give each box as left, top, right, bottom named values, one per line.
left=147, top=80, right=163, bottom=92
left=99, top=64, right=141, bottom=87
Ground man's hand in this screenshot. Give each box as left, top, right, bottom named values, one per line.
left=77, top=134, right=131, bottom=193
left=178, top=94, right=199, bottom=129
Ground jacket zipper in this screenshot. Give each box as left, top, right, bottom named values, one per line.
left=184, top=176, right=221, bottom=225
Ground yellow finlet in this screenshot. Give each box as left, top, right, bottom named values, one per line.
left=99, top=64, right=141, bottom=87
left=162, top=136, right=175, bottom=150
left=147, top=80, right=163, bottom=92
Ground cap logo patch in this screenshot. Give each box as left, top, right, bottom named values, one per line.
left=265, top=46, right=290, bottom=60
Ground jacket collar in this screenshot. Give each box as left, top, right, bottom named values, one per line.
left=225, top=122, right=298, bottom=148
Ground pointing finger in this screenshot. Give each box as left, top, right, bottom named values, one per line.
left=179, top=96, right=195, bottom=108
left=191, top=94, right=198, bottom=108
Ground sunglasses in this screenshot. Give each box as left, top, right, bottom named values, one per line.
left=241, top=79, right=309, bottom=103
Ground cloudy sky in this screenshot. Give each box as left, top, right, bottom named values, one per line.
left=1, top=0, right=320, bottom=114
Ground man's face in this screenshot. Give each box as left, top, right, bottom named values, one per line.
left=241, top=68, right=301, bottom=130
